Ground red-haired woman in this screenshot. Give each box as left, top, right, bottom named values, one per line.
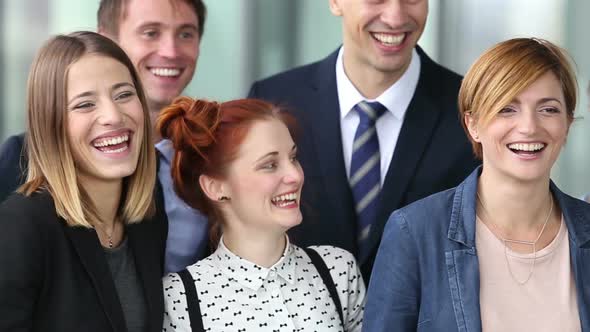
left=159, top=97, right=365, bottom=331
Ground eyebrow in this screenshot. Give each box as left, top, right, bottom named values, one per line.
left=511, top=97, right=563, bottom=106
left=68, top=82, right=135, bottom=104
left=254, top=145, right=297, bottom=163
left=137, top=22, right=198, bottom=32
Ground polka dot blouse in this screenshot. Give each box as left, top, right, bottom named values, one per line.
left=163, top=237, right=366, bottom=331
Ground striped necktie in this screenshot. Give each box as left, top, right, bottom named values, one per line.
left=350, top=101, right=386, bottom=259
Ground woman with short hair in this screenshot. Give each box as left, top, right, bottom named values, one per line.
left=363, top=38, right=589, bottom=331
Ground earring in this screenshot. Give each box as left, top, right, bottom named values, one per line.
left=218, top=196, right=230, bottom=201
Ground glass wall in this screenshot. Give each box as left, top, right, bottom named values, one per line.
left=1, top=0, right=589, bottom=195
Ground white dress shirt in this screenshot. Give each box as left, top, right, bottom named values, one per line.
left=336, top=47, right=421, bottom=185
left=163, top=237, right=366, bottom=332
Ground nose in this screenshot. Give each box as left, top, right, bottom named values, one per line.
left=157, top=34, right=179, bottom=59
left=517, top=109, right=539, bottom=135
left=380, top=0, right=407, bottom=27
left=283, top=162, right=304, bottom=186
left=98, top=100, right=125, bottom=127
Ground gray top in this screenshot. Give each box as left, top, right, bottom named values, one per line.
left=104, top=237, right=147, bottom=332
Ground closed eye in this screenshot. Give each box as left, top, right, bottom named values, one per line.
left=72, top=101, right=95, bottom=111
left=498, top=107, right=516, bottom=114
left=115, top=91, right=135, bottom=101
left=540, top=107, right=561, bottom=114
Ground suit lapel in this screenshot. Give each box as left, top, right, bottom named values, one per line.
left=64, top=226, right=127, bottom=332
left=362, top=50, right=443, bottom=263
left=306, top=50, right=357, bottom=243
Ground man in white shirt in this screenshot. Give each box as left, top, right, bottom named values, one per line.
left=248, top=0, right=479, bottom=282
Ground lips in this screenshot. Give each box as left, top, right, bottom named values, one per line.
left=507, top=142, right=546, bottom=156
left=371, top=32, right=406, bottom=47
left=91, top=130, right=132, bottom=154
left=271, top=192, right=298, bottom=208
left=149, top=67, right=182, bottom=77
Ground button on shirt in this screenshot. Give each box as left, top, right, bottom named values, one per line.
left=336, top=47, right=421, bottom=184
left=163, top=237, right=366, bottom=331
left=156, top=139, right=209, bottom=273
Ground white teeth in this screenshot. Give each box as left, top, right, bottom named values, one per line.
left=93, top=134, right=129, bottom=148
left=507, top=143, right=545, bottom=152
left=102, top=145, right=128, bottom=154
left=150, top=67, right=181, bottom=77
left=372, top=33, right=404, bottom=46
left=271, top=193, right=298, bottom=203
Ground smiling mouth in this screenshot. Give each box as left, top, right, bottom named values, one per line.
left=371, top=32, right=406, bottom=47
left=271, top=192, right=298, bottom=208
left=148, top=67, right=183, bottom=78
left=507, top=142, right=546, bottom=155
left=92, top=132, right=131, bottom=154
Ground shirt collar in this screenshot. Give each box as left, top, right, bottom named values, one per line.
left=154, top=139, right=174, bottom=163
left=335, top=46, right=421, bottom=121
left=210, top=236, right=297, bottom=291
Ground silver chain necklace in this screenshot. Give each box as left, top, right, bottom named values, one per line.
left=476, top=192, right=553, bottom=285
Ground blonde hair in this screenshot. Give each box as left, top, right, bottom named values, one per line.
left=20, top=31, right=156, bottom=227
left=458, top=38, right=578, bottom=159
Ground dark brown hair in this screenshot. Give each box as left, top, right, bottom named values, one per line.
left=98, top=0, right=206, bottom=38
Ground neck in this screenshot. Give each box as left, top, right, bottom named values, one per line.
left=79, top=176, right=122, bottom=227
left=341, top=46, right=410, bottom=100
left=477, top=167, right=553, bottom=233
left=222, top=227, right=287, bottom=268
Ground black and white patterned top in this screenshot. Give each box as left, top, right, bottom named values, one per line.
left=163, top=237, right=365, bottom=331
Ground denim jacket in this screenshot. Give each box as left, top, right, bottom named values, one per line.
left=363, top=167, right=590, bottom=331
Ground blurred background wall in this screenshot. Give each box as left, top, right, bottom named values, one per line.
left=1, top=0, right=588, bottom=195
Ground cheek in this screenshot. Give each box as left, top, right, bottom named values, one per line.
left=181, top=43, right=200, bottom=61
left=231, top=175, right=276, bottom=203
left=126, top=100, right=145, bottom=126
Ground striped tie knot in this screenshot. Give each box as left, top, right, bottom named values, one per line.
left=355, top=101, right=386, bottom=125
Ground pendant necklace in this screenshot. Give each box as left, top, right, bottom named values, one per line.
left=476, top=192, right=553, bottom=285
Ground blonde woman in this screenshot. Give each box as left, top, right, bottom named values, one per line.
left=364, top=38, right=589, bottom=331
left=0, top=32, right=166, bottom=332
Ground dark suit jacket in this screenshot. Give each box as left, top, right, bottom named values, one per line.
left=0, top=133, right=26, bottom=202
left=0, top=190, right=167, bottom=332
left=248, top=47, right=480, bottom=282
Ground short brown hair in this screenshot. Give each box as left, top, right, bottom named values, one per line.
left=458, top=38, right=578, bottom=159
left=98, top=0, right=206, bottom=38
left=20, top=31, right=156, bottom=227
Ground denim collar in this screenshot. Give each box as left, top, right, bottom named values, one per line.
left=448, top=166, right=590, bottom=248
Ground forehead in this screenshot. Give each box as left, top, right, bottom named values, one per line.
left=67, top=54, right=133, bottom=95
left=121, top=0, right=198, bottom=27
left=235, top=119, right=294, bottom=161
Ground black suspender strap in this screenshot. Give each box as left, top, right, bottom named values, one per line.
left=303, top=247, right=344, bottom=327
left=177, top=269, right=205, bottom=332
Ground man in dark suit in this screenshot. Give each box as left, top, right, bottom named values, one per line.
left=248, top=0, right=479, bottom=282
left=0, top=0, right=209, bottom=273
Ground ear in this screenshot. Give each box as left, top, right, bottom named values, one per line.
left=328, top=0, right=343, bottom=16
left=464, top=113, right=481, bottom=143
left=198, top=174, right=226, bottom=202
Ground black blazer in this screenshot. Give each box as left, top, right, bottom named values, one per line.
left=248, top=47, right=480, bottom=281
left=0, top=190, right=167, bottom=332
left=0, top=133, right=26, bottom=202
